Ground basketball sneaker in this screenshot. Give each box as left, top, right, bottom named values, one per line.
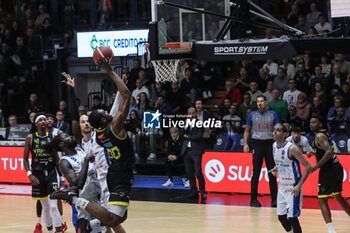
left=61, top=221, right=67, bottom=232
left=50, top=186, right=79, bottom=204
left=162, top=179, right=174, bottom=187
left=33, top=223, right=42, bottom=233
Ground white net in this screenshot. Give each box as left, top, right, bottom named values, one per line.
left=151, top=59, right=179, bottom=83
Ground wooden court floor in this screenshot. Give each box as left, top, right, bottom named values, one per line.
left=0, top=195, right=349, bottom=233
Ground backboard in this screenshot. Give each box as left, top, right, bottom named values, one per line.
left=149, top=0, right=231, bottom=60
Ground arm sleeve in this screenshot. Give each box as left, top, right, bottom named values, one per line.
left=109, top=91, right=122, bottom=117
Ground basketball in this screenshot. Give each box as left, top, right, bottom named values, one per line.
left=93, top=46, right=114, bottom=64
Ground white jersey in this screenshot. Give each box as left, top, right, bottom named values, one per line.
left=60, top=147, right=101, bottom=220
left=81, top=131, right=110, bottom=207
left=273, top=141, right=301, bottom=185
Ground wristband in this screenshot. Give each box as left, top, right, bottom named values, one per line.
left=27, top=171, right=32, bottom=177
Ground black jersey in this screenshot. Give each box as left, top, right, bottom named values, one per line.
left=95, top=123, right=135, bottom=184
left=30, top=132, right=55, bottom=171
left=312, top=129, right=339, bottom=168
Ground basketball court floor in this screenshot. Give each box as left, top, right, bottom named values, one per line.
left=1, top=179, right=350, bottom=233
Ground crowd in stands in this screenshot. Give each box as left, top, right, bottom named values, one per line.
left=1, top=0, right=350, bottom=158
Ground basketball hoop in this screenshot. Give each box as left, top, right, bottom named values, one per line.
left=146, top=44, right=181, bottom=83
left=151, top=59, right=179, bottom=83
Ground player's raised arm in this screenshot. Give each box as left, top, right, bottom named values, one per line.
left=98, top=59, right=131, bottom=136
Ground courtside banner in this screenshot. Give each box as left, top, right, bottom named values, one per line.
left=0, top=147, right=30, bottom=183
left=202, top=152, right=350, bottom=197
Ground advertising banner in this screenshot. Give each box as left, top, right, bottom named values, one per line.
left=77, top=29, right=149, bottom=57
left=202, top=151, right=350, bottom=197
left=0, top=147, right=31, bottom=183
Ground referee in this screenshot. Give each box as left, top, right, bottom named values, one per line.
left=243, top=95, right=280, bottom=207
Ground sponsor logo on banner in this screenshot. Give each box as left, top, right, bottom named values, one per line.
left=214, top=46, right=268, bottom=55
left=202, top=151, right=350, bottom=197
left=205, top=159, right=225, bottom=183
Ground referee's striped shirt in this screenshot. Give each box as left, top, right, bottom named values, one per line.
left=246, top=110, right=280, bottom=140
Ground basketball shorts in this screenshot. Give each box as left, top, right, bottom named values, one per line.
left=318, top=162, right=343, bottom=198
left=106, top=169, right=133, bottom=217
left=277, top=183, right=302, bottom=218
left=32, top=169, right=59, bottom=199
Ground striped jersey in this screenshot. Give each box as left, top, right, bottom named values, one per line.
left=247, top=110, right=280, bottom=140
left=273, top=141, right=301, bottom=185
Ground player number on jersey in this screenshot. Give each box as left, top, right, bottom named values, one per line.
left=106, top=146, right=121, bottom=160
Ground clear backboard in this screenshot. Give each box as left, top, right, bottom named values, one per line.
left=149, top=0, right=231, bottom=60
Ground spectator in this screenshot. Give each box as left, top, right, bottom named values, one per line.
left=263, top=80, right=274, bottom=103
left=236, top=67, right=254, bottom=93
left=329, top=64, right=346, bottom=90
left=220, top=79, right=241, bottom=105
left=312, top=81, right=328, bottom=104
left=5, top=114, right=17, bottom=139
left=319, top=54, right=332, bottom=77
left=91, top=95, right=107, bottom=111
left=310, top=65, right=328, bottom=91
left=167, top=81, right=185, bottom=114
left=282, top=79, right=301, bottom=107
left=25, top=93, right=42, bottom=116
left=162, top=127, right=187, bottom=187
left=302, top=53, right=314, bottom=74
left=97, top=0, right=112, bottom=26
left=274, top=67, right=289, bottom=94
left=328, top=106, right=348, bottom=134
left=257, top=68, right=273, bottom=92
left=295, top=92, right=311, bottom=125
left=55, top=111, right=70, bottom=134
left=262, top=58, right=278, bottom=76
left=327, top=95, right=344, bottom=120
left=314, top=15, right=332, bottom=34
left=311, top=95, right=327, bottom=118
left=293, top=62, right=311, bottom=94
left=238, top=92, right=257, bottom=120
left=286, top=126, right=313, bottom=153
left=340, top=83, right=350, bottom=107
left=78, top=105, right=87, bottom=117
left=264, top=28, right=276, bottom=39
left=335, top=53, right=350, bottom=75
left=218, top=97, right=231, bottom=119
left=279, top=58, right=295, bottom=79
left=286, top=105, right=303, bottom=129
left=132, top=79, right=150, bottom=103
left=180, top=67, right=200, bottom=105
left=137, top=92, right=152, bottom=119
left=223, top=105, right=241, bottom=151
left=196, top=60, right=214, bottom=99
left=126, top=96, right=139, bottom=120
left=35, top=5, right=51, bottom=27
left=176, top=59, right=189, bottom=82
left=287, top=4, right=299, bottom=27
left=155, top=95, right=172, bottom=115
left=247, top=81, right=263, bottom=102
left=295, top=14, right=310, bottom=34
left=306, top=3, right=321, bottom=28
left=0, top=109, right=4, bottom=128
left=125, top=109, right=142, bottom=159
left=243, top=95, right=279, bottom=207
left=150, top=82, right=167, bottom=107
left=268, top=89, right=288, bottom=121
left=128, top=59, right=144, bottom=91
left=181, top=107, right=206, bottom=200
